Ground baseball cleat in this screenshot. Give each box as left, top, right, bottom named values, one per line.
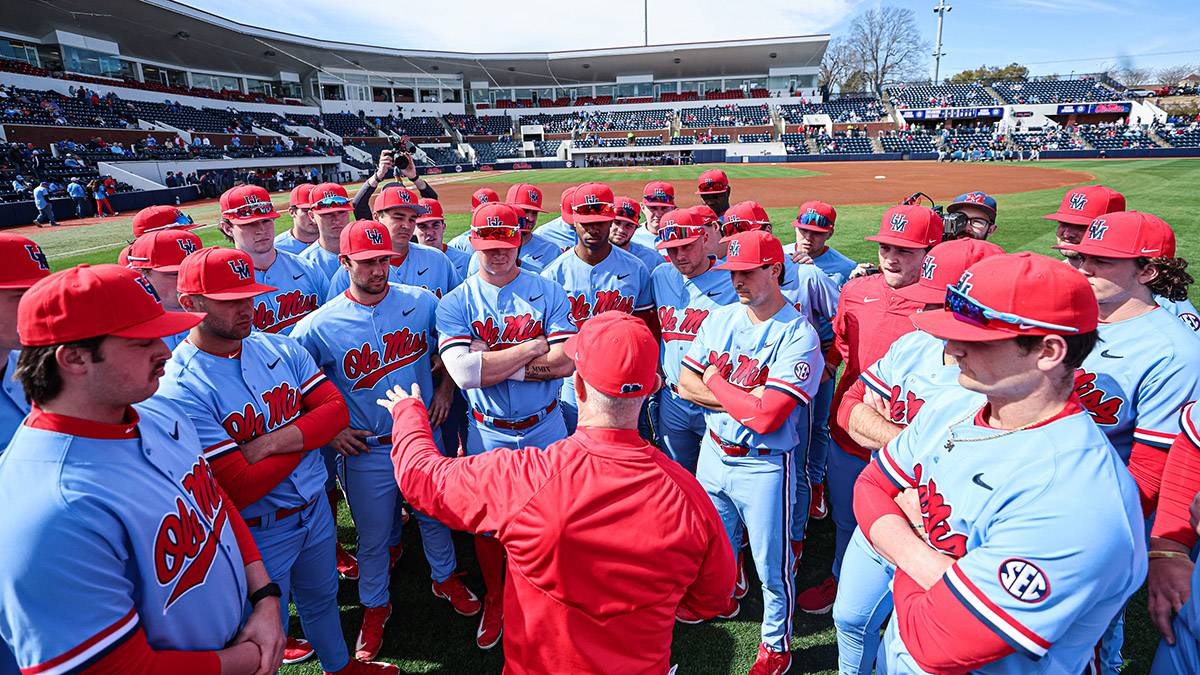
left=337, top=542, right=359, bottom=580
left=476, top=594, right=503, bottom=650
left=734, top=550, right=749, bottom=599
left=354, top=604, right=391, bottom=661
left=747, top=643, right=791, bottom=675
left=387, top=543, right=403, bottom=574
left=809, top=482, right=828, bottom=520
left=283, top=636, right=315, bottom=664
left=433, top=574, right=482, bottom=616
left=797, top=575, right=837, bottom=614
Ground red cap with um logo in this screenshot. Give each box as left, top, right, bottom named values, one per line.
left=1052, top=211, right=1175, bottom=259
left=18, top=264, right=203, bottom=346
left=0, top=233, right=52, bottom=289
left=471, top=187, right=500, bottom=210
left=177, top=247, right=277, bottom=301
left=564, top=311, right=659, bottom=398
left=865, top=205, right=942, bottom=249
left=506, top=183, right=548, bottom=213
left=714, top=230, right=785, bottom=271
left=340, top=220, right=394, bottom=260
left=127, top=230, right=203, bottom=273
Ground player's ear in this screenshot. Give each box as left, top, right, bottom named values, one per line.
left=178, top=293, right=201, bottom=313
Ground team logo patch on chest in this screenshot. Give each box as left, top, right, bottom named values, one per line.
left=221, top=382, right=304, bottom=442
left=254, top=291, right=320, bottom=332
left=472, top=314, right=544, bottom=349
left=889, top=385, right=925, bottom=425
left=998, top=558, right=1050, bottom=603
left=342, top=328, right=429, bottom=390
left=154, top=460, right=228, bottom=610
left=659, top=306, right=709, bottom=342
left=709, top=351, right=770, bottom=389
left=1073, top=368, right=1124, bottom=425
left=914, top=463, right=968, bottom=557
left=568, top=290, right=635, bottom=325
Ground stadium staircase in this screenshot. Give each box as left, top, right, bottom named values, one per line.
left=983, top=85, right=1005, bottom=105
left=1147, top=130, right=1172, bottom=148
left=880, top=99, right=902, bottom=128
left=1074, top=131, right=1096, bottom=150
left=869, top=135, right=885, bottom=153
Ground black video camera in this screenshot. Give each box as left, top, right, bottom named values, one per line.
left=901, top=192, right=966, bottom=241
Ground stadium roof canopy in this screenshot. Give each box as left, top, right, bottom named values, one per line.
left=3, top=0, right=827, bottom=85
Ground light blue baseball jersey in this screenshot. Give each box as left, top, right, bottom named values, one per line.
left=0, top=396, right=249, bottom=672
left=464, top=233, right=563, bottom=277
left=535, top=216, right=577, bottom=252
left=439, top=243, right=472, bottom=279
left=859, top=329, right=969, bottom=427
left=624, top=240, right=667, bottom=274
left=436, top=269, right=575, bottom=419
left=650, top=259, right=738, bottom=387
left=782, top=243, right=859, bottom=287
left=781, top=257, right=840, bottom=342
left=682, top=302, right=824, bottom=454
left=446, top=231, right=473, bottom=254
left=253, top=249, right=324, bottom=335
left=325, top=243, right=460, bottom=301
left=1075, top=307, right=1200, bottom=459
left=876, top=387, right=1146, bottom=674
left=0, top=351, right=28, bottom=449
left=1156, top=295, right=1200, bottom=333
left=160, top=333, right=329, bottom=520
left=541, top=245, right=653, bottom=406
left=274, top=229, right=313, bottom=256
left=298, top=241, right=342, bottom=288
left=631, top=224, right=660, bottom=252
left=291, top=283, right=439, bottom=439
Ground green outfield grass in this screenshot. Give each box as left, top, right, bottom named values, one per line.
left=448, top=164, right=825, bottom=185
left=30, top=158, right=1193, bottom=673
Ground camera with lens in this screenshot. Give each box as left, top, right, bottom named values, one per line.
left=388, top=137, right=413, bottom=174
left=900, top=192, right=966, bottom=242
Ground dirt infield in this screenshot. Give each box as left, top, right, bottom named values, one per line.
left=430, top=161, right=1096, bottom=211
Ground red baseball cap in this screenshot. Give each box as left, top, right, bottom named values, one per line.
left=415, top=198, right=445, bottom=224
left=721, top=201, right=770, bottom=239
left=895, top=238, right=1006, bottom=304
left=289, top=183, right=315, bottom=209
left=614, top=196, right=641, bottom=225
left=1042, top=185, right=1126, bottom=226
left=1053, top=211, right=1176, bottom=259
left=506, top=183, right=548, bottom=213
left=793, top=201, right=837, bottom=232
left=0, top=234, right=51, bottom=289
left=18, top=264, right=203, bottom=346
left=571, top=183, right=616, bottom=224
left=117, top=244, right=132, bottom=267
left=690, top=205, right=719, bottom=226
left=564, top=311, right=659, bottom=398
left=912, top=252, right=1098, bottom=342
left=865, top=205, right=943, bottom=249
left=696, top=168, right=730, bottom=195
left=177, top=247, right=277, bottom=301
left=220, top=185, right=281, bottom=225
left=309, top=183, right=354, bottom=215
left=374, top=185, right=425, bottom=214
left=560, top=186, right=579, bottom=225
left=714, top=230, right=785, bottom=271
left=653, top=209, right=706, bottom=250
left=470, top=203, right=522, bottom=251
left=132, top=205, right=200, bottom=237
left=339, top=220, right=394, bottom=260
left=126, top=230, right=203, bottom=273
left=642, top=181, right=676, bottom=205
left=471, top=187, right=500, bottom=210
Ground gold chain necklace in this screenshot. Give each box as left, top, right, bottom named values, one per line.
left=943, top=405, right=1062, bottom=452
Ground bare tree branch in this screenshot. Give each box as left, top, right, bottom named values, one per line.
left=844, top=6, right=930, bottom=92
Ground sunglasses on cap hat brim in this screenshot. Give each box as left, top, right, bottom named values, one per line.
left=654, top=224, right=706, bottom=248
left=945, top=285, right=1079, bottom=334
left=223, top=202, right=277, bottom=220
left=720, top=219, right=769, bottom=239
left=642, top=193, right=675, bottom=204
left=143, top=213, right=198, bottom=232
left=795, top=212, right=833, bottom=231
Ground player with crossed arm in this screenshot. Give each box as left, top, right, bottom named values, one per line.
left=855, top=252, right=1145, bottom=675
left=435, top=202, right=577, bottom=650
left=541, top=182, right=655, bottom=434
left=785, top=201, right=858, bottom=522
left=291, top=221, right=479, bottom=661
left=413, top=198, right=471, bottom=278
left=832, top=238, right=1003, bottom=675
left=160, top=248, right=397, bottom=675
left=679, top=230, right=824, bottom=675
left=276, top=183, right=318, bottom=255
left=300, top=183, right=357, bottom=286
left=0, top=264, right=285, bottom=675
left=326, top=185, right=459, bottom=300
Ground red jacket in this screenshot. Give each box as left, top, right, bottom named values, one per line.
left=389, top=399, right=735, bottom=675
left=828, top=273, right=924, bottom=461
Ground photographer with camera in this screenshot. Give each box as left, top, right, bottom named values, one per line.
left=942, top=191, right=998, bottom=240
left=352, top=147, right=437, bottom=222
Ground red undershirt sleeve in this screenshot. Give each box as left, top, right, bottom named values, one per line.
left=208, top=451, right=304, bottom=511
left=705, top=375, right=799, bottom=435
left=892, top=569, right=1016, bottom=674
left=79, top=626, right=221, bottom=675
left=1128, top=440, right=1169, bottom=518
left=1151, top=432, right=1200, bottom=548
left=838, top=377, right=869, bottom=430
left=853, top=460, right=905, bottom=545
left=213, top=482, right=261, bottom=565
left=291, top=380, right=349, bottom=451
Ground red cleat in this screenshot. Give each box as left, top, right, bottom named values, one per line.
left=387, top=543, right=403, bottom=574
left=354, top=604, right=391, bottom=661
left=337, top=542, right=359, bottom=580
left=809, top=482, right=828, bottom=520
left=283, top=636, right=315, bottom=664
left=747, top=643, right=791, bottom=675
left=476, top=594, right=503, bottom=650
left=433, top=574, right=482, bottom=616
left=323, top=658, right=400, bottom=674
left=797, top=575, right=838, bottom=614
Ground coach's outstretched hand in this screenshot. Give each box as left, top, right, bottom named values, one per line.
left=376, top=383, right=423, bottom=415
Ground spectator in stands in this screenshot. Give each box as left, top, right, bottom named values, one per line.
left=32, top=181, right=57, bottom=228
left=67, top=177, right=87, bottom=218
left=10, top=176, right=30, bottom=199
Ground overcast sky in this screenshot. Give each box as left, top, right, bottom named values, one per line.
left=183, top=0, right=1198, bottom=80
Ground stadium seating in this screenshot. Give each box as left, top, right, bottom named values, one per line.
left=581, top=109, right=673, bottom=131
left=319, top=113, right=376, bottom=137
left=574, top=96, right=613, bottom=106
left=813, top=132, right=874, bottom=154
left=992, top=79, right=1123, bottom=104
left=888, top=83, right=1000, bottom=109
left=778, top=98, right=885, bottom=124
left=445, top=114, right=512, bottom=135
left=537, top=140, right=562, bottom=156
left=701, top=135, right=731, bottom=144
left=598, top=138, right=628, bottom=147
left=1078, top=124, right=1158, bottom=149
left=704, top=89, right=746, bottom=101
left=633, top=136, right=662, bottom=146
left=419, top=145, right=460, bottom=165
left=1008, top=129, right=1082, bottom=150
left=518, top=113, right=580, bottom=133
left=738, top=133, right=772, bottom=143
left=880, top=131, right=937, bottom=153
left=1161, top=126, right=1200, bottom=148
left=386, top=116, right=445, bottom=137
left=680, top=104, right=770, bottom=128
left=670, top=136, right=696, bottom=145
left=616, top=97, right=654, bottom=104
left=573, top=138, right=596, bottom=148
left=780, top=132, right=810, bottom=154
left=941, top=127, right=1001, bottom=149
left=661, top=91, right=700, bottom=103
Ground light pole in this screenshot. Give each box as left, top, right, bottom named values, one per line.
left=644, top=0, right=649, bottom=46
left=932, top=0, right=951, bottom=84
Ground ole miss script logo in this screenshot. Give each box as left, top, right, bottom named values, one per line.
left=254, top=291, right=319, bottom=333
left=658, top=306, right=709, bottom=342
left=221, top=383, right=305, bottom=443
left=913, top=463, right=968, bottom=557
left=1074, top=368, right=1123, bottom=425
left=889, top=385, right=925, bottom=425
left=708, top=351, right=770, bottom=389
left=472, top=314, right=544, bottom=349
left=342, top=328, right=429, bottom=391
left=154, top=459, right=228, bottom=610
left=568, top=291, right=634, bottom=326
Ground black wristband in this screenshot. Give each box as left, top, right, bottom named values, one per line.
left=248, top=582, right=282, bottom=606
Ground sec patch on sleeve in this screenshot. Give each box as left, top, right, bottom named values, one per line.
left=794, top=362, right=810, bottom=381
left=998, top=558, right=1050, bottom=603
